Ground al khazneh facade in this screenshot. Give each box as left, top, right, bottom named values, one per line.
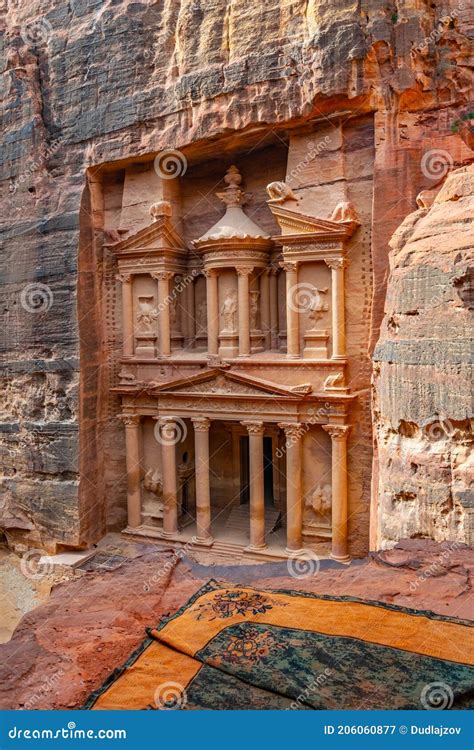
left=109, top=164, right=360, bottom=562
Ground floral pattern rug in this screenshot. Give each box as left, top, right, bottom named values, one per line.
left=84, top=580, right=474, bottom=710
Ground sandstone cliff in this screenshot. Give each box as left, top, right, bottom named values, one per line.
left=373, top=164, right=473, bottom=547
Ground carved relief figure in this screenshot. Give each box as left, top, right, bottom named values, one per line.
left=220, top=289, right=237, bottom=332
left=307, top=287, right=329, bottom=326
left=170, top=295, right=180, bottom=334
left=136, top=295, right=158, bottom=330
left=250, top=290, right=260, bottom=330
left=266, top=181, right=298, bottom=204
left=306, top=484, right=332, bottom=518
left=142, top=468, right=164, bottom=517
left=196, top=299, right=207, bottom=333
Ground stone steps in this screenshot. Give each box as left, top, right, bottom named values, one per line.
left=223, top=504, right=280, bottom=537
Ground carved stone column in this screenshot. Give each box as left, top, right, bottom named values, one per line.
left=282, top=262, right=300, bottom=358
left=156, top=417, right=179, bottom=536
left=152, top=271, right=173, bottom=358
left=269, top=268, right=279, bottom=350
left=191, top=417, right=213, bottom=543
left=278, top=422, right=303, bottom=552
left=326, top=258, right=347, bottom=360
left=242, top=421, right=266, bottom=549
left=237, top=266, right=253, bottom=357
left=205, top=269, right=219, bottom=356
left=121, top=414, right=142, bottom=528
left=259, top=270, right=271, bottom=349
left=323, top=424, right=351, bottom=562
left=116, top=273, right=134, bottom=357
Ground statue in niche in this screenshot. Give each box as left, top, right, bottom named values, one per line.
left=306, top=484, right=332, bottom=517
left=220, top=289, right=237, bottom=332
left=250, top=290, right=260, bottom=330
left=170, top=295, right=180, bottom=334
left=307, top=286, right=328, bottom=327
left=136, top=295, right=158, bottom=330
left=196, top=299, right=207, bottom=333
left=142, top=468, right=164, bottom=516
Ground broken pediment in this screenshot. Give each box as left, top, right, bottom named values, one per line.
left=267, top=202, right=359, bottom=242
left=150, top=369, right=313, bottom=400
left=106, top=200, right=186, bottom=258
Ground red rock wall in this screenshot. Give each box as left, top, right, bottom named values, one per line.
left=1, top=0, right=472, bottom=549
left=372, top=165, right=473, bottom=548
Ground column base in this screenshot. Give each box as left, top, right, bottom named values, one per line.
left=285, top=546, right=305, bottom=556
left=330, top=552, right=351, bottom=564
left=193, top=535, right=214, bottom=547
left=244, top=543, right=267, bottom=552
left=285, top=354, right=300, bottom=360
left=330, top=354, right=347, bottom=361
left=160, top=529, right=181, bottom=539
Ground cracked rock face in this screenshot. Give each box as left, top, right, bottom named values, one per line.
left=373, top=164, right=474, bottom=549
left=0, top=0, right=473, bottom=549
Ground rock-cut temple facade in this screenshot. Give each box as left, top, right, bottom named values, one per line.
left=110, top=164, right=362, bottom=562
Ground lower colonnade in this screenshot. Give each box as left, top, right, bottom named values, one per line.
left=120, top=413, right=351, bottom=562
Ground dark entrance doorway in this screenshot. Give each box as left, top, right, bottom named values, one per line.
left=240, top=435, right=274, bottom=506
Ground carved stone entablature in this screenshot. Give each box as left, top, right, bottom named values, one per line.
left=202, top=250, right=269, bottom=270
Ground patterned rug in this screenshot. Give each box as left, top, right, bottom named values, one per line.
left=84, top=580, right=474, bottom=710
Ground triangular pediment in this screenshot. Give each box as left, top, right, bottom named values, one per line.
left=151, top=368, right=312, bottom=399
left=108, top=216, right=185, bottom=256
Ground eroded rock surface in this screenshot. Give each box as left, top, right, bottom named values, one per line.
left=373, top=164, right=473, bottom=548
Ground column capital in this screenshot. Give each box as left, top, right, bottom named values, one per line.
left=116, top=272, right=132, bottom=283
left=192, top=417, right=211, bottom=432
left=322, top=424, right=351, bottom=440
left=151, top=270, right=174, bottom=281
left=241, top=420, right=265, bottom=435
left=278, top=422, right=304, bottom=439
left=236, top=265, right=254, bottom=276
left=120, top=414, right=141, bottom=426
left=280, top=261, right=298, bottom=273
left=203, top=267, right=218, bottom=278
left=325, top=257, right=348, bottom=270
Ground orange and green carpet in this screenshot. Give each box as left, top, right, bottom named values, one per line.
left=84, top=580, right=474, bottom=710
